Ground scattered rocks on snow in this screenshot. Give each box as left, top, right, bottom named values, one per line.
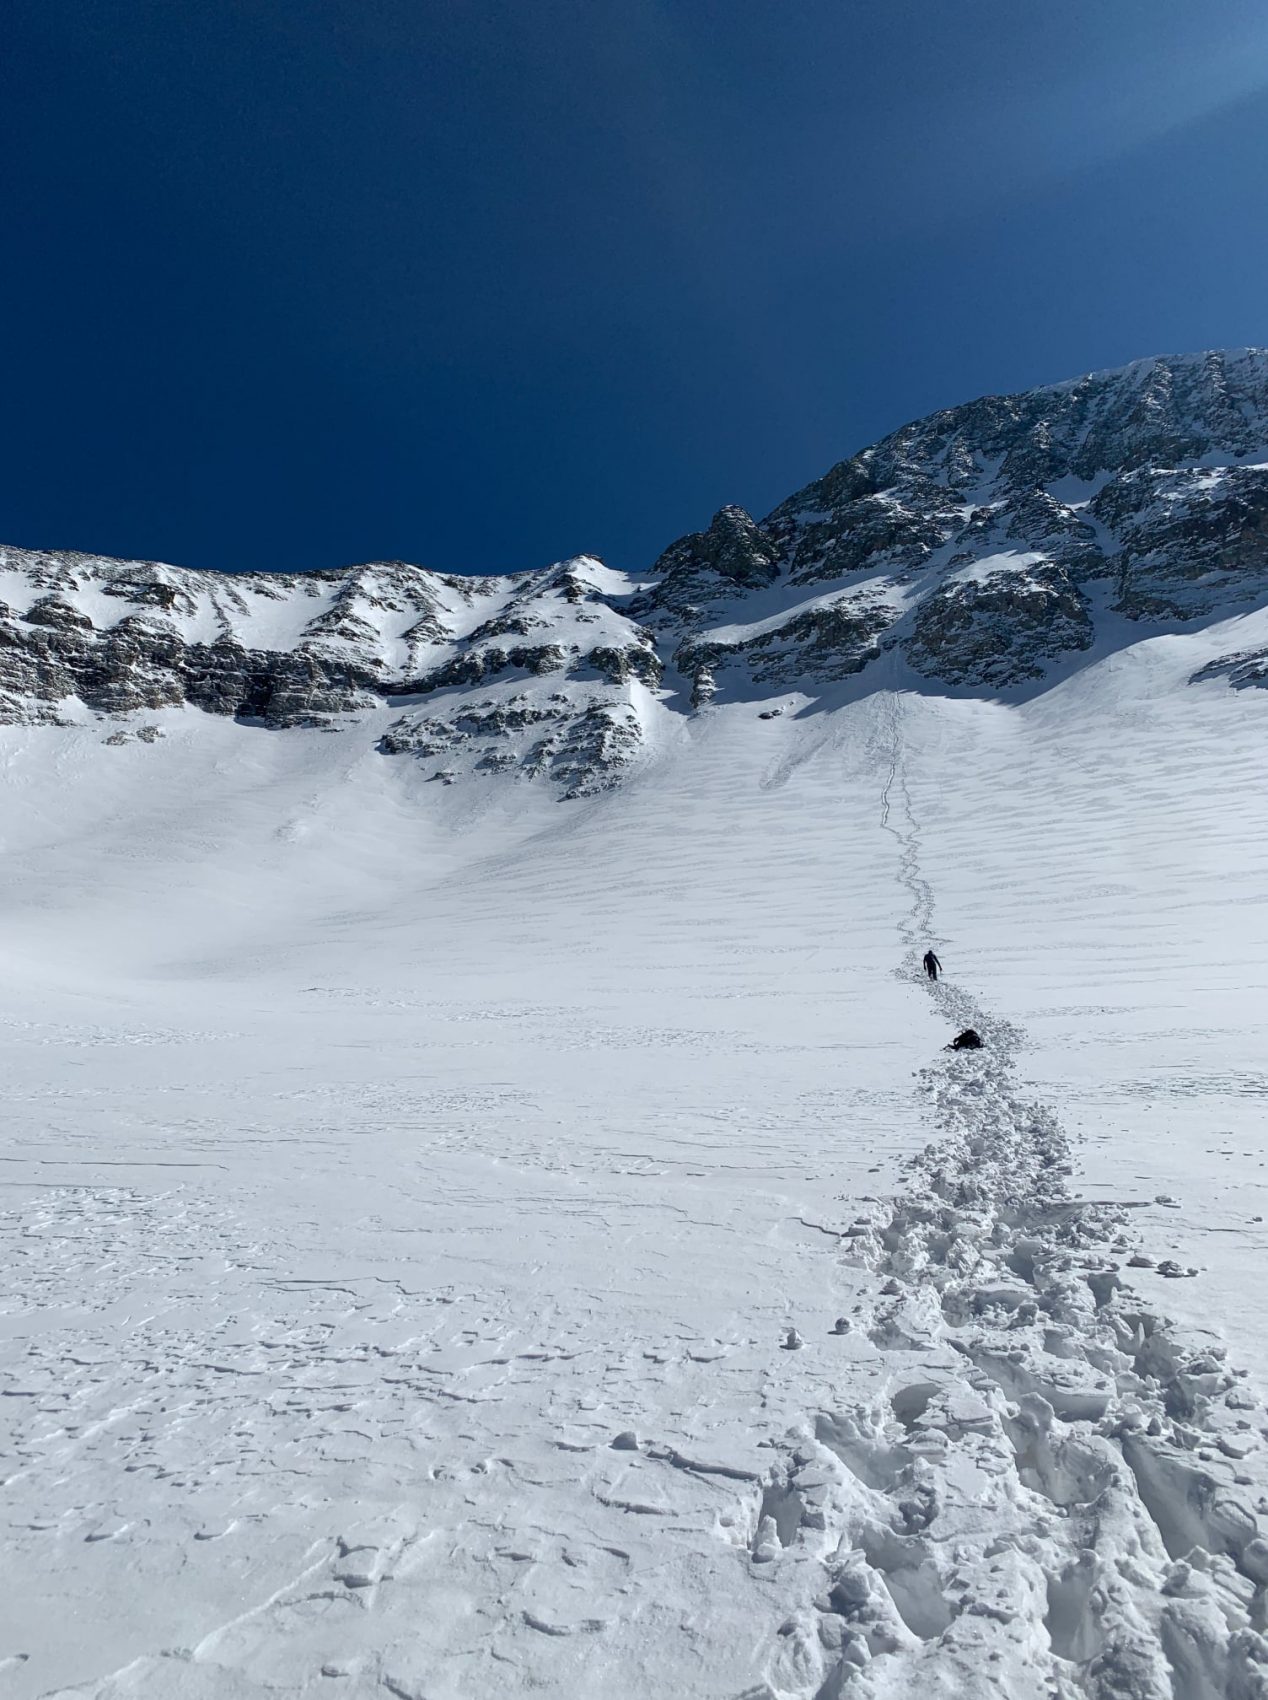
left=382, top=694, right=646, bottom=798
left=103, top=723, right=163, bottom=746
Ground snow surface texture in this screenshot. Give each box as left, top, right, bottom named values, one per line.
left=3, top=350, right=1268, bottom=1697
left=4, top=640, right=1268, bottom=1698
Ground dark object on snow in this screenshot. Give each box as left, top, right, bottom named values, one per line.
left=922, top=950, right=942, bottom=980
left=949, top=1028, right=982, bottom=1050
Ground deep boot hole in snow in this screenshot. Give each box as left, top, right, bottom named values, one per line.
left=1044, top=1553, right=1103, bottom=1663
left=890, top=1382, right=942, bottom=1431
left=859, top=1528, right=954, bottom=1640
left=757, top=1481, right=804, bottom=1548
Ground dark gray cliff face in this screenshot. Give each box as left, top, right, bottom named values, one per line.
left=906, top=567, right=1093, bottom=687
left=0, top=548, right=663, bottom=794
left=712, top=348, right=1268, bottom=687
left=1092, top=465, right=1268, bottom=618
left=676, top=597, right=895, bottom=706
left=1, top=607, right=383, bottom=726
left=641, top=505, right=781, bottom=617
left=0, top=554, right=476, bottom=727
left=749, top=348, right=1268, bottom=644
left=630, top=349, right=1268, bottom=702
left=4, top=348, right=1268, bottom=789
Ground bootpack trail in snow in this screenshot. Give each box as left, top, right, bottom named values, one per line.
left=748, top=691, right=1268, bottom=1700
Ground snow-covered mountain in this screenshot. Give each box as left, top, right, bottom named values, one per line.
left=6, top=354, right=1268, bottom=1700
left=4, top=348, right=1268, bottom=794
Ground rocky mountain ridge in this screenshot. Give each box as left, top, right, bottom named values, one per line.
left=4, top=348, right=1268, bottom=793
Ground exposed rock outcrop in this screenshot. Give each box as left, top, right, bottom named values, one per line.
left=5, top=348, right=1268, bottom=785
left=379, top=693, right=644, bottom=798
left=906, top=566, right=1093, bottom=686
left=1190, top=647, right=1268, bottom=690
left=676, top=596, right=895, bottom=699
left=643, top=506, right=781, bottom=618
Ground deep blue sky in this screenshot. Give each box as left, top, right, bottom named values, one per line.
left=5, top=1, right=1268, bottom=576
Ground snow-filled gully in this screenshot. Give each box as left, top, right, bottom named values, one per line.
left=746, top=694, right=1268, bottom=1700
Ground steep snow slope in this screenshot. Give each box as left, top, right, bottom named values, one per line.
left=5, top=349, right=1268, bottom=1698
left=3, top=601, right=1268, bottom=1698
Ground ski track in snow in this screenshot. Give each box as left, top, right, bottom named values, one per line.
left=2, top=681, right=1268, bottom=1697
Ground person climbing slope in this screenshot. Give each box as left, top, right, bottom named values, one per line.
left=923, top=949, right=941, bottom=981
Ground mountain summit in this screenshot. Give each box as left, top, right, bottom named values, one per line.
left=4, top=349, right=1268, bottom=792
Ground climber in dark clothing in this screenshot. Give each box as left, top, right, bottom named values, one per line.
left=922, top=950, right=942, bottom=981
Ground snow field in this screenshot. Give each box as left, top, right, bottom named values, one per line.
left=2, top=626, right=1268, bottom=1697
left=0, top=704, right=935, bottom=1698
